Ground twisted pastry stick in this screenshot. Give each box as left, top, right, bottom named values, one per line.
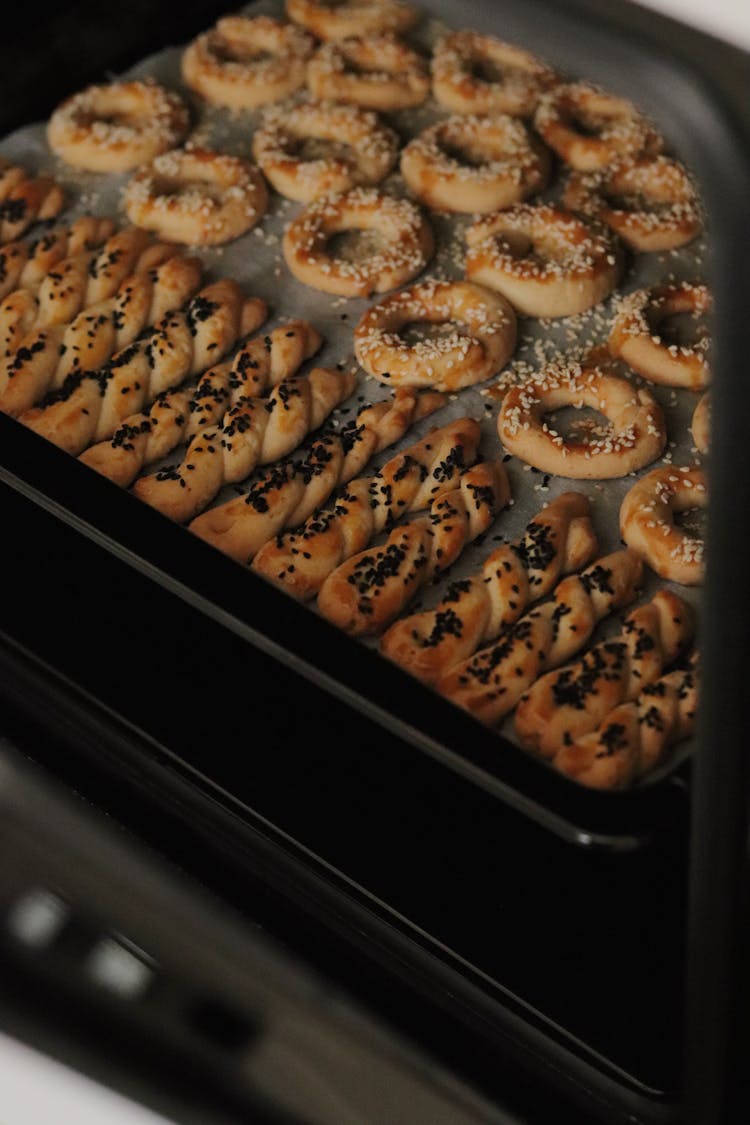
left=318, top=461, right=510, bottom=636
left=1, top=252, right=203, bottom=418
left=0, top=158, right=65, bottom=242
left=251, top=416, right=482, bottom=600
left=0, top=227, right=178, bottom=355
left=552, top=653, right=699, bottom=789
left=189, top=388, right=447, bottom=562
left=0, top=217, right=116, bottom=301
left=133, top=366, right=355, bottom=522
left=79, top=319, right=321, bottom=488
left=381, top=491, right=598, bottom=684
left=514, top=589, right=694, bottom=757
left=19, top=280, right=267, bottom=456
left=436, top=549, right=644, bottom=725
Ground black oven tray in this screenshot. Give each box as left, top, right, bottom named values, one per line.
left=2, top=4, right=750, bottom=1120
left=1, top=0, right=749, bottom=851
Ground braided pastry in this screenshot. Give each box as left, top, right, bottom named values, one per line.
left=514, top=589, right=694, bottom=758
left=1, top=227, right=176, bottom=354
left=553, top=654, right=698, bottom=789
left=79, top=318, right=317, bottom=488
left=318, top=460, right=510, bottom=636
left=19, top=280, right=267, bottom=456
left=133, top=366, right=355, bottom=523
left=252, top=416, right=482, bottom=600
left=0, top=217, right=117, bottom=301
left=436, top=548, right=644, bottom=725
left=0, top=158, right=65, bottom=242
left=1, top=252, right=202, bottom=419
left=189, top=388, right=447, bottom=562
left=381, top=491, right=598, bottom=684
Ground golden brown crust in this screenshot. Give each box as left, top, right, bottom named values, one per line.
left=18, top=279, right=264, bottom=456
left=691, top=392, right=710, bottom=455
left=47, top=81, right=189, bottom=173
left=124, top=149, right=268, bottom=247
left=401, top=115, right=550, bottom=215
left=0, top=217, right=117, bottom=301
left=189, top=387, right=447, bottom=562
left=431, top=31, right=558, bottom=117
left=251, top=416, right=482, bottom=599
left=0, top=158, right=65, bottom=242
left=182, top=16, right=313, bottom=109
left=282, top=188, right=434, bottom=298
left=307, top=35, right=429, bottom=111
left=436, top=548, right=644, bottom=725
left=497, top=361, right=666, bottom=479
left=608, top=283, right=711, bottom=390
left=514, top=589, right=694, bottom=758
left=317, top=461, right=510, bottom=635
left=552, top=655, right=698, bottom=789
left=0, top=241, right=198, bottom=418
left=465, top=203, right=621, bottom=318
left=354, top=279, right=516, bottom=391
left=619, top=465, right=706, bottom=586
left=287, top=0, right=419, bottom=42
left=534, top=83, right=661, bottom=172
left=253, top=99, right=399, bottom=203
left=381, top=491, right=598, bottom=684
left=563, top=156, right=702, bottom=252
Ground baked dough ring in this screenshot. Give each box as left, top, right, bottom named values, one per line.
left=282, top=188, right=433, bottom=297
left=252, top=100, right=398, bottom=203
left=124, top=149, right=268, bottom=247
left=431, top=31, right=558, bottom=117
left=608, top=283, right=710, bottom=389
left=465, top=203, right=621, bottom=318
left=400, top=115, right=550, bottom=215
left=498, top=361, right=666, bottom=478
left=181, top=16, right=313, bottom=109
left=691, top=392, right=710, bottom=455
left=619, top=465, right=706, bottom=585
left=563, top=156, right=702, bottom=252
left=47, top=81, right=189, bottom=173
left=534, top=83, right=662, bottom=172
left=307, top=36, right=429, bottom=111
left=286, top=0, right=418, bottom=41
left=354, top=279, right=516, bottom=391
left=0, top=159, right=65, bottom=243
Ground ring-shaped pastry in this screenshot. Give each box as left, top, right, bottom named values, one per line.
left=124, top=148, right=269, bottom=246
left=608, top=283, right=711, bottom=389
left=307, top=36, right=429, bottom=112
left=282, top=187, right=433, bottom=297
left=252, top=100, right=399, bottom=203
left=465, top=203, right=621, bottom=318
left=563, top=156, right=702, bottom=252
left=354, top=278, right=517, bottom=391
left=431, top=31, right=558, bottom=117
left=286, top=0, right=418, bottom=40
left=181, top=16, right=314, bottom=109
left=47, top=81, right=189, bottom=173
left=534, top=83, right=662, bottom=172
left=498, top=361, right=666, bottom=478
left=691, top=392, right=710, bottom=455
left=400, top=115, right=550, bottom=215
left=620, top=466, right=706, bottom=585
